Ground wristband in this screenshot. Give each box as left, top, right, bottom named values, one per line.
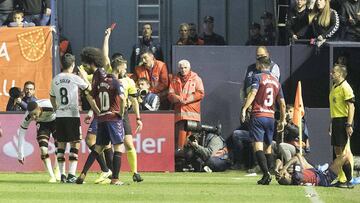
left=345, top=122, right=352, bottom=127
left=136, top=117, right=141, bottom=121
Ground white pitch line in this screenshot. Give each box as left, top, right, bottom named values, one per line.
left=304, top=186, right=324, bottom=203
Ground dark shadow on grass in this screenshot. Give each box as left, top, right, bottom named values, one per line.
left=0, top=179, right=51, bottom=184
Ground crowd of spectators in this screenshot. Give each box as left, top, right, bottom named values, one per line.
left=0, top=0, right=51, bottom=27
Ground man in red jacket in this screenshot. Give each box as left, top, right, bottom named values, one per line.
left=168, top=59, right=204, bottom=150
left=133, top=51, right=170, bottom=110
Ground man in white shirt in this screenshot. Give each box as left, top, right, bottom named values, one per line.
left=17, top=99, right=57, bottom=182
left=50, top=53, right=90, bottom=183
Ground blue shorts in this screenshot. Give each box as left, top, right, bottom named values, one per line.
left=317, top=168, right=337, bottom=187
left=96, top=120, right=125, bottom=145
left=249, top=117, right=275, bottom=145
left=87, top=118, right=98, bottom=135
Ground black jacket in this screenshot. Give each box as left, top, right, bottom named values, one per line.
left=199, top=32, right=226, bottom=45
left=341, top=0, right=360, bottom=37
left=286, top=7, right=310, bottom=39
left=16, top=0, right=50, bottom=15
left=311, top=9, right=340, bottom=39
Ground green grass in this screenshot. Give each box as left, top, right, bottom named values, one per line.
left=0, top=171, right=359, bottom=203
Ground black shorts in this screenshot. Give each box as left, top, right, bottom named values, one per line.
left=331, top=117, right=348, bottom=147
left=56, top=117, right=82, bottom=142
left=36, top=120, right=56, bottom=140
left=123, top=111, right=132, bottom=135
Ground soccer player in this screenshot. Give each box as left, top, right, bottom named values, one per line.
left=76, top=56, right=126, bottom=185
left=49, top=53, right=91, bottom=183
left=80, top=47, right=113, bottom=182
left=16, top=100, right=57, bottom=182
left=276, top=152, right=354, bottom=188
left=241, top=56, right=286, bottom=185
left=103, top=27, right=144, bottom=182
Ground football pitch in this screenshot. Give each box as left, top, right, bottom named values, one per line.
left=0, top=171, right=359, bottom=203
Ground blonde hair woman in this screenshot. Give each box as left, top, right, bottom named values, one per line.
left=308, top=0, right=339, bottom=46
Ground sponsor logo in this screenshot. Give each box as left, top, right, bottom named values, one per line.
left=3, top=136, right=34, bottom=158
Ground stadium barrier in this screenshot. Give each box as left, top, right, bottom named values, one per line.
left=0, top=112, right=175, bottom=172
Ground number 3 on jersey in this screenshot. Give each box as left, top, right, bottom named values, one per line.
left=264, top=87, right=274, bottom=107
left=99, top=91, right=110, bottom=111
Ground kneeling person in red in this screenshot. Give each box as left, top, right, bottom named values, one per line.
left=77, top=59, right=126, bottom=185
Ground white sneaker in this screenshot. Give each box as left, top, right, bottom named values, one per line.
left=203, top=166, right=212, bottom=173
left=99, top=178, right=111, bottom=185
left=94, top=170, right=112, bottom=184
left=48, top=176, right=57, bottom=183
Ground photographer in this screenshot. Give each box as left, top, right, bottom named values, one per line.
left=6, top=81, right=37, bottom=111
left=183, top=121, right=230, bottom=172
left=137, top=78, right=160, bottom=111
left=278, top=104, right=310, bottom=162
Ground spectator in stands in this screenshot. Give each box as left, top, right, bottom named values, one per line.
left=341, top=0, right=360, bottom=41
left=130, top=23, right=164, bottom=73
left=133, top=51, right=170, bottom=110
left=278, top=104, right=310, bottom=162
left=137, top=77, right=160, bottom=111
left=168, top=60, right=204, bottom=150
left=188, top=23, right=204, bottom=45
left=0, top=0, right=14, bottom=26
left=286, top=0, right=310, bottom=42
left=308, top=0, right=340, bottom=47
left=199, top=16, right=226, bottom=45
left=243, top=46, right=280, bottom=97
left=176, top=23, right=193, bottom=45
left=246, top=22, right=265, bottom=46
left=16, top=0, right=51, bottom=26
left=261, top=12, right=276, bottom=45
left=59, top=26, right=72, bottom=57
left=8, top=10, right=35, bottom=27
left=6, top=81, right=36, bottom=111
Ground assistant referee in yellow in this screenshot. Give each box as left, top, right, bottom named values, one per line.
left=329, top=64, right=355, bottom=188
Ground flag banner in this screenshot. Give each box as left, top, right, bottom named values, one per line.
left=0, top=113, right=175, bottom=172
left=293, top=81, right=305, bottom=127
left=0, top=27, right=53, bottom=111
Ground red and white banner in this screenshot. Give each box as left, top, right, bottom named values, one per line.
left=0, top=27, right=53, bottom=111
left=0, top=112, right=174, bottom=172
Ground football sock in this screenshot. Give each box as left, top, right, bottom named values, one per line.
left=127, top=147, right=137, bottom=173
left=112, top=151, right=122, bottom=179
left=255, top=150, right=268, bottom=174
left=44, top=157, right=55, bottom=178
left=104, top=148, right=114, bottom=172
left=342, top=163, right=352, bottom=182
left=69, top=161, right=78, bottom=176
left=89, top=144, right=109, bottom=172
left=69, top=148, right=79, bottom=176
left=265, top=154, right=274, bottom=171
left=81, top=151, right=99, bottom=175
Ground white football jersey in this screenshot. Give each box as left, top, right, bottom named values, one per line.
left=50, top=73, right=89, bottom=117
left=20, top=99, right=56, bottom=129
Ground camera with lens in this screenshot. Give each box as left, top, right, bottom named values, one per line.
left=138, top=89, right=148, bottom=97
left=185, top=120, right=222, bottom=143
left=9, top=87, right=22, bottom=99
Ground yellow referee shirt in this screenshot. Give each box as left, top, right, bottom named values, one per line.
left=329, top=80, right=354, bottom=118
